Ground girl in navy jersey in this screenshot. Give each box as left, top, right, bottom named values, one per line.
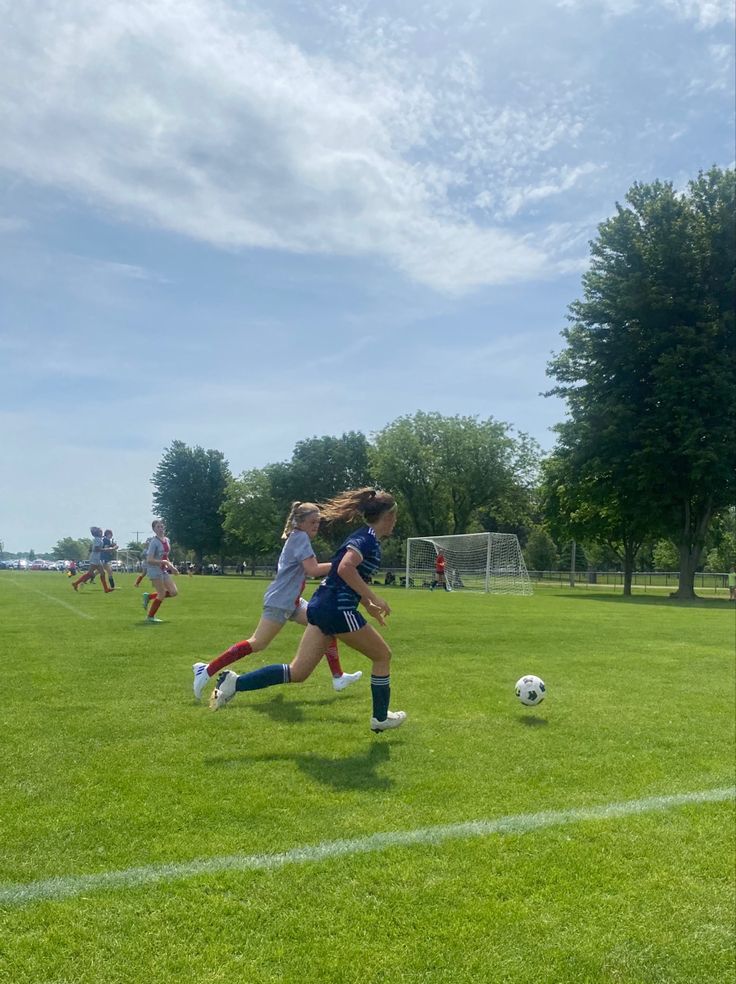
left=143, top=519, right=178, bottom=623
left=211, top=488, right=406, bottom=733
left=192, top=501, right=361, bottom=699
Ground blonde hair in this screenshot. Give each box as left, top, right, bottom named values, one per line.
left=281, top=501, right=321, bottom=540
left=319, top=488, right=396, bottom=525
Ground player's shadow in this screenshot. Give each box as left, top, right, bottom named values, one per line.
left=267, top=742, right=394, bottom=792
left=207, top=742, right=394, bottom=792
left=244, top=692, right=354, bottom=725
left=517, top=714, right=548, bottom=727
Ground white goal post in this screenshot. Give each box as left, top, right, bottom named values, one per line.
left=405, top=533, right=533, bottom=595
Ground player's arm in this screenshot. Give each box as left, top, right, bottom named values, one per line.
left=337, top=548, right=391, bottom=624
left=302, top=557, right=330, bottom=578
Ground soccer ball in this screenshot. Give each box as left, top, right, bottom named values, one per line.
left=515, top=674, right=546, bottom=707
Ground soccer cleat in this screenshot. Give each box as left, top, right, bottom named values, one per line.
left=210, top=670, right=238, bottom=710
left=333, top=670, right=363, bottom=692
left=192, top=661, right=211, bottom=700
left=370, top=710, right=407, bottom=733
left=146, top=616, right=163, bottom=624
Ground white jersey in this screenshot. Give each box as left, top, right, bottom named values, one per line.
left=263, top=530, right=315, bottom=611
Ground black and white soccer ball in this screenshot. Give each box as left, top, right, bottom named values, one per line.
left=515, top=674, right=546, bottom=707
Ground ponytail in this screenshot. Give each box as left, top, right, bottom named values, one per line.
left=320, top=487, right=396, bottom=525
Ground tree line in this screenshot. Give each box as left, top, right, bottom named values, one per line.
left=36, top=167, right=734, bottom=598
left=148, top=414, right=539, bottom=574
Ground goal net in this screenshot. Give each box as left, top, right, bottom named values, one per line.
left=405, top=533, right=532, bottom=595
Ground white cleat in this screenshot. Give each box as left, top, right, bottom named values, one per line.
left=370, top=710, right=407, bottom=733
left=192, top=662, right=211, bottom=700
left=210, top=670, right=238, bottom=710
left=333, top=670, right=362, bottom=692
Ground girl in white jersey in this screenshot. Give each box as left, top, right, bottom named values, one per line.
left=192, top=502, right=362, bottom=699
left=143, top=519, right=178, bottom=623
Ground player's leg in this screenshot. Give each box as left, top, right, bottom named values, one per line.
left=291, top=603, right=361, bottom=690
left=146, top=577, right=167, bottom=620
left=337, top=624, right=405, bottom=731
left=209, top=620, right=326, bottom=711
left=99, top=564, right=112, bottom=592
left=195, top=615, right=284, bottom=698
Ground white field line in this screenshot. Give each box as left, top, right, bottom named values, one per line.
left=1, top=786, right=732, bottom=909
left=1, top=577, right=95, bottom=620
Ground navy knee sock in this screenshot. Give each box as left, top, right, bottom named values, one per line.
left=235, top=664, right=291, bottom=692
left=370, top=674, right=390, bottom=721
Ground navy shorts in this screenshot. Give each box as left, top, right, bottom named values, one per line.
left=307, top=605, right=367, bottom=636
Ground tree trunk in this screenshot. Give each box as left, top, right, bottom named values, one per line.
left=669, top=498, right=712, bottom=599
left=670, top=542, right=700, bottom=599
left=622, top=544, right=634, bottom=596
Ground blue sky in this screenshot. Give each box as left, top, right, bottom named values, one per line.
left=1, top=0, right=733, bottom=553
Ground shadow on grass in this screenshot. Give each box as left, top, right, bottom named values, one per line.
left=562, top=592, right=734, bottom=610
left=206, top=739, right=395, bottom=792
left=248, top=691, right=346, bottom=725
left=517, top=714, right=548, bottom=727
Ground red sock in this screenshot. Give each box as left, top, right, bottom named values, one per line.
left=147, top=592, right=158, bottom=603
left=207, top=640, right=253, bottom=677
left=324, top=638, right=343, bottom=677
left=134, top=574, right=145, bottom=587
left=101, top=573, right=110, bottom=591
left=73, top=572, right=91, bottom=587
left=148, top=597, right=163, bottom=617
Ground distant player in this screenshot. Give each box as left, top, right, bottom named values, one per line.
left=192, top=501, right=362, bottom=699
left=134, top=539, right=151, bottom=588
left=431, top=551, right=448, bottom=591
left=101, top=529, right=118, bottom=590
left=71, top=527, right=112, bottom=593
left=143, top=520, right=178, bottom=623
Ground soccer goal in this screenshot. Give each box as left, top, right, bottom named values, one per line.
left=405, top=533, right=533, bottom=595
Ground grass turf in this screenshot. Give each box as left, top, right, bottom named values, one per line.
left=0, top=571, right=734, bottom=983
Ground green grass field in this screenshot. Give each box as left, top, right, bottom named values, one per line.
left=1, top=571, right=734, bottom=984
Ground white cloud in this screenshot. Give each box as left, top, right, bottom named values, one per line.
left=496, top=163, right=603, bottom=219
left=663, top=0, right=735, bottom=28
left=557, top=0, right=734, bottom=23
left=0, top=0, right=589, bottom=291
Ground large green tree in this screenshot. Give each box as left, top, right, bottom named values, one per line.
left=152, top=441, right=232, bottom=566
left=547, top=167, right=736, bottom=598
left=267, top=432, right=372, bottom=511
left=370, top=411, right=535, bottom=536
left=221, top=468, right=282, bottom=567
left=541, top=437, right=652, bottom=595
left=52, top=537, right=92, bottom=561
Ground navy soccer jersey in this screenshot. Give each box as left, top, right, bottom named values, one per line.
left=312, top=525, right=381, bottom=612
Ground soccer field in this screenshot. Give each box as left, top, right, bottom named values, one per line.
left=1, top=572, right=734, bottom=984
